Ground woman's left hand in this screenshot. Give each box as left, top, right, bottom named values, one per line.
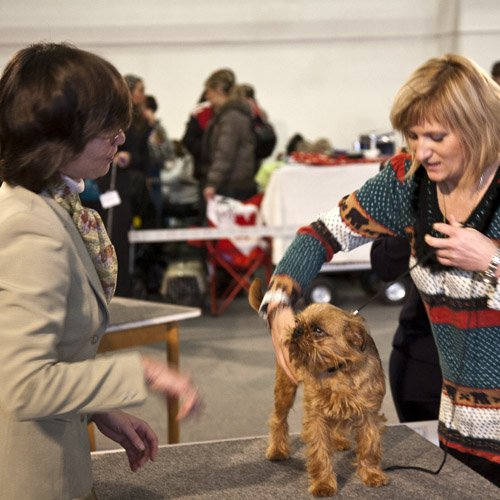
left=425, top=215, right=498, bottom=272
left=90, top=410, right=159, bottom=472
left=114, top=151, right=131, bottom=168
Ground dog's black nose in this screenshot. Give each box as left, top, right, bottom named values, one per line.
left=292, top=326, right=304, bottom=339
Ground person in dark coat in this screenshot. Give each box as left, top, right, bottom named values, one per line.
left=96, top=74, right=155, bottom=296
left=199, top=69, right=257, bottom=207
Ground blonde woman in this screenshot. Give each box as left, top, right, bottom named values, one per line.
left=261, top=54, right=500, bottom=487
left=200, top=68, right=257, bottom=208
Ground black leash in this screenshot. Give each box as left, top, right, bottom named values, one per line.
left=383, top=446, right=449, bottom=475
left=353, top=251, right=434, bottom=316
left=357, top=249, right=471, bottom=477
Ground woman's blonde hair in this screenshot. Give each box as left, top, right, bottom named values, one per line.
left=204, top=68, right=245, bottom=100
left=205, top=68, right=235, bottom=93
left=390, top=53, right=500, bottom=182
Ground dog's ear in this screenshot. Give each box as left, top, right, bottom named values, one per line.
left=345, top=314, right=370, bottom=351
left=248, top=278, right=264, bottom=312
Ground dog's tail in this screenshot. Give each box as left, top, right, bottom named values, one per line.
left=248, top=278, right=264, bottom=313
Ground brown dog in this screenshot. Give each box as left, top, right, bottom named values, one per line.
left=249, top=279, right=388, bottom=497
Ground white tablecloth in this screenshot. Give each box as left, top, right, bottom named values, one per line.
left=261, top=162, right=381, bottom=267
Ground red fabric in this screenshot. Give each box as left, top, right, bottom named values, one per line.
left=426, top=305, right=500, bottom=329
left=289, top=151, right=389, bottom=166
left=193, top=102, right=213, bottom=131
left=390, top=152, right=412, bottom=182
left=210, top=193, right=265, bottom=268
left=297, top=225, right=335, bottom=262
left=439, top=437, right=500, bottom=465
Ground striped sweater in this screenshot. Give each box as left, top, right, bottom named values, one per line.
left=260, top=153, right=500, bottom=464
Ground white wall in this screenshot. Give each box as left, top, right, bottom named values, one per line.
left=1, top=0, right=500, bottom=153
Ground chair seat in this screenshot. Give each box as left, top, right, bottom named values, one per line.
left=206, top=238, right=272, bottom=316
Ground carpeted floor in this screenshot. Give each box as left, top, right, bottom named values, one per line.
left=92, top=426, right=499, bottom=499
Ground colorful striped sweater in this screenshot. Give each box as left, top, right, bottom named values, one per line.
left=260, top=153, right=500, bottom=464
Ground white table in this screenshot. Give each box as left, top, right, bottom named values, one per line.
left=261, top=162, right=381, bottom=268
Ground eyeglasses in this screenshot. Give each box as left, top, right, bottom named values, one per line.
left=97, top=129, right=124, bottom=145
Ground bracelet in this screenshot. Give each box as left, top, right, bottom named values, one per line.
left=266, top=305, right=286, bottom=329
left=481, top=246, right=500, bottom=285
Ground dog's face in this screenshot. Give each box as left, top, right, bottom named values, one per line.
left=285, top=303, right=371, bottom=379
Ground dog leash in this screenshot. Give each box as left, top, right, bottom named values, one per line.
left=355, top=249, right=471, bottom=478
left=350, top=249, right=450, bottom=475
left=352, top=251, right=434, bottom=316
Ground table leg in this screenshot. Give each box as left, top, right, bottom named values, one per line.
left=88, top=422, right=96, bottom=451
left=166, top=322, right=179, bottom=444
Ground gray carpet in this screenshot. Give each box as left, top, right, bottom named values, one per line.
left=92, top=425, right=499, bottom=499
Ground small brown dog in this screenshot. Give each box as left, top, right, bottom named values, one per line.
left=249, top=279, right=388, bottom=497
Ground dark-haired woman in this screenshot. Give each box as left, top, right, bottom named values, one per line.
left=0, top=43, right=200, bottom=500
left=96, top=73, right=156, bottom=296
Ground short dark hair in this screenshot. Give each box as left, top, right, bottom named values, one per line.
left=0, top=43, right=132, bottom=192
left=492, top=61, right=500, bottom=78
left=240, top=84, right=255, bottom=100
left=145, top=95, right=158, bottom=112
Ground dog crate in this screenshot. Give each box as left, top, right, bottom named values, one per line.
left=160, top=260, right=207, bottom=308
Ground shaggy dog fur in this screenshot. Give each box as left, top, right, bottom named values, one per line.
left=249, top=279, right=388, bottom=496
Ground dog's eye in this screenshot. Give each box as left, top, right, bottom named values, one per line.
left=313, top=327, right=327, bottom=338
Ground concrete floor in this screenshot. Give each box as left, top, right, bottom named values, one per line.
left=94, top=273, right=402, bottom=451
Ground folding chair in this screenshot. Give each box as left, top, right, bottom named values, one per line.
left=205, top=194, right=273, bottom=316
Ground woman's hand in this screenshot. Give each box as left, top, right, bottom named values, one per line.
left=141, top=357, right=202, bottom=420
left=114, top=151, right=131, bottom=168
left=91, top=410, right=158, bottom=472
left=425, top=215, right=498, bottom=272
left=143, top=108, right=156, bottom=127
left=203, top=186, right=216, bottom=201
left=270, top=307, right=300, bottom=386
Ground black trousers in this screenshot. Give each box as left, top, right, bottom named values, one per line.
left=389, top=347, right=442, bottom=423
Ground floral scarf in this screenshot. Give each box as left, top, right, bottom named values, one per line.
left=47, top=180, right=117, bottom=303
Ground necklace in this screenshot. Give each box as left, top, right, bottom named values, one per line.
left=439, top=173, right=484, bottom=223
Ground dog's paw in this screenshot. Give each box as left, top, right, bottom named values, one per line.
left=309, top=477, right=338, bottom=497
left=266, top=442, right=290, bottom=461
left=358, top=466, right=389, bottom=487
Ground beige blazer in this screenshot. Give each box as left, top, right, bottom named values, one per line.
left=0, top=183, right=148, bottom=500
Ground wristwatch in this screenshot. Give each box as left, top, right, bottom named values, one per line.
left=481, top=246, right=500, bottom=285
